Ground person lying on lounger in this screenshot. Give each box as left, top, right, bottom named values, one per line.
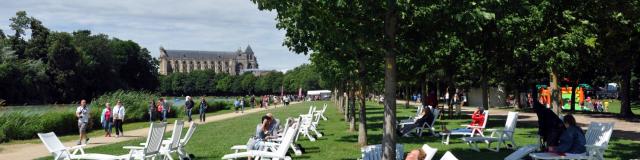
left=398, top=107, right=434, bottom=137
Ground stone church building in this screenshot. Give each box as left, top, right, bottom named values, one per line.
left=158, top=45, right=259, bottom=75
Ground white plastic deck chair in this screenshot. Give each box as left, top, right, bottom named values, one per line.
left=298, top=113, right=322, bottom=141
left=439, top=151, right=459, bottom=160
left=421, top=144, right=438, bottom=160
left=161, top=120, right=184, bottom=160
left=221, top=127, right=297, bottom=160
left=529, top=122, right=614, bottom=160
left=38, top=132, right=120, bottom=160
left=230, top=118, right=302, bottom=155
left=176, top=122, right=197, bottom=160
left=463, top=111, right=518, bottom=152
left=504, top=144, right=539, bottom=160
left=122, top=122, right=167, bottom=160
left=360, top=144, right=404, bottom=160
left=441, top=110, right=489, bottom=144
left=415, top=108, right=440, bottom=137
left=313, top=104, right=328, bottom=121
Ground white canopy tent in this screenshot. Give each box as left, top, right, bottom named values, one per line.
left=307, top=90, right=332, bottom=100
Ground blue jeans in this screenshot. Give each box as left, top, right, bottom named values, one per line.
left=162, top=110, right=168, bottom=122
left=186, top=108, right=193, bottom=122
left=102, top=121, right=112, bottom=133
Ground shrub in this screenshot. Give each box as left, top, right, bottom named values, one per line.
left=0, top=90, right=177, bottom=143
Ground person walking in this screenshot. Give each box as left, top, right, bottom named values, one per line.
left=240, top=97, right=245, bottom=113
left=148, top=99, right=156, bottom=122
left=185, top=96, right=194, bottom=122
left=199, top=96, right=207, bottom=122
left=234, top=98, right=241, bottom=113
left=250, top=95, right=256, bottom=108
left=113, top=101, right=125, bottom=138
left=76, top=99, right=90, bottom=145
left=159, top=98, right=169, bottom=122
left=100, top=103, right=113, bottom=137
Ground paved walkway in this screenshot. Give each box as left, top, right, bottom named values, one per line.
left=399, top=100, right=640, bottom=141
left=0, top=102, right=300, bottom=160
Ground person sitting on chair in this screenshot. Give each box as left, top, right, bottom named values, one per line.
left=550, top=114, right=586, bottom=155
left=449, top=106, right=485, bottom=134
left=533, top=99, right=565, bottom=151
left=399, top=107, right=434, bottom=137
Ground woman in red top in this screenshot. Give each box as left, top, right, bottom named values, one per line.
left=100, top=103, right=112, bottom=137
left=470, top=106, right=485, bottom=126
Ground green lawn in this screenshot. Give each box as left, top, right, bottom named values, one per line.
left=601, top=100, right=640, bottom=115
left=4, top=109, right=234, bottom=145
left=39, top=101, right=639, bottom=159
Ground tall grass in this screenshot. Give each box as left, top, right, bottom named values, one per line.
left=0, top=91, right=234, bottom=143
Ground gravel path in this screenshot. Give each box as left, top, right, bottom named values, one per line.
left=0, top=102, right=300, bottom=160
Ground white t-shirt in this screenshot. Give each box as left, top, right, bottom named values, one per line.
left=76, top=106, right=89, bottom=123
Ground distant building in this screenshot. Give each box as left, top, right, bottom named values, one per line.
left=158, top=45, right=258, bottom=75
left=242, top=69, right=277, bottom=76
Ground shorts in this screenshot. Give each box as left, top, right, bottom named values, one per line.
left=78, top=122, right=88, bottom=134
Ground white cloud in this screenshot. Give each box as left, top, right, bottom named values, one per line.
left=0, top=0, right=309, bottom=70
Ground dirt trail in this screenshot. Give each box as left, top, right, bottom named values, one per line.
left=0, top=102, right=300, bottom=160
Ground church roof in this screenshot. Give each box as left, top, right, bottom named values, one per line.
left=245, top=45, right=254, bottom=54
left=163, top=49, right=240, bottom=59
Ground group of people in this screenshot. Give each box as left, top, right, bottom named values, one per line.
left=75, top=99, right=126, bottom=145
left=233, top=95, right=297, bottom=113
left=534, top=99, right=587, bottom=156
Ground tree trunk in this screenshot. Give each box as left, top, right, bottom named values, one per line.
left=550, top=70, right=562, bottom=115
left=421, top=77, right=428, bottom=107
left=570, top=82, right=578, bottom=112
left=349, top=86, right=356, bottom=132
left=620, top=68, right=635, bottom=118
left=481, top=75, right=489, bottom=110
left=357, top=57, right=368, bottom=147
left=515, top=89, right=522, bottom=109
left=382, top=0, right=398, bottom=159
left=405, top=86, right=410, bottom=108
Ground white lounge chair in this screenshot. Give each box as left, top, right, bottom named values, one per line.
left=529, top=122, right=614, bottom=160
left=38, top=132, right=120, bottom=160
left=439, top=151, right=459, bottom=160
left=360, top=144, right=404, bottom=160
left=462, top=111, right=518, bottom=152
left=161, top=120, right=184, bottom=160
left=399, top=108, right=440, bottom=137
left=504, top=144, right=539, bottom=160
left=313, top=104, right=328, bottom=121
left=421, top=144, right=438, bottom=160
left=176, top=122, right=198, bottom=159
left=221, top=127, right=298, bottom=160
left=121, top=122, right=167, bottom=160
left=297, top=113, right=322, bottom=141
left=441, top=110, right=489, bottom=144
left=230, top=117, right=303, bottom=156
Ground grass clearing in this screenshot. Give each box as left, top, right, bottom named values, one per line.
left=38, top=101, right=640, bottom=159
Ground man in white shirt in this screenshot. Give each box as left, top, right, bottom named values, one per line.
left=76, top=99, right=90, bottom=145
left=112, top=100, right=125, bottom=137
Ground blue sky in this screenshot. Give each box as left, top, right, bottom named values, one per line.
left=0, top=0, right=309, bottom=71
